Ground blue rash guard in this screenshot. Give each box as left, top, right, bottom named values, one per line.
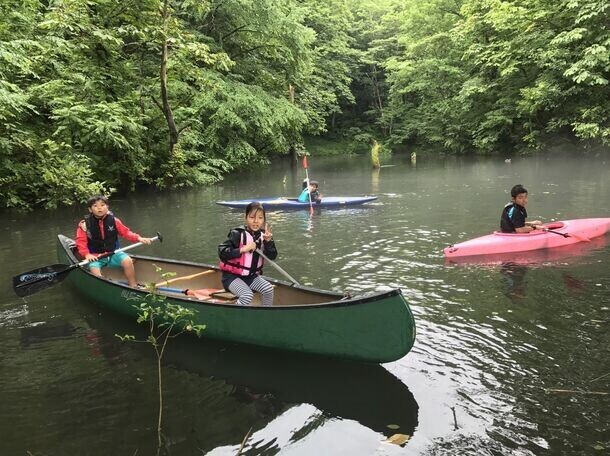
left=297, top=188, right=321, bottom=203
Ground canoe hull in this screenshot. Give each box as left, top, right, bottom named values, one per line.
left=57, top=236, right=415, bottom=363
left=216, top=196, right=378, bottom=210
left=444, top=218, right=610, bottom=258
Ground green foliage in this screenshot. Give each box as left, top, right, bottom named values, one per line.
left=377, top=0, right=610, bottom=153
left=189, top=74, right=308, bottom=166
left=1, top=0, right=608, bottom=209
left=304, top=134, right=367, bottom=155
left=0, top=0, right=332, bottom=210
left=119, top=266, right=205, bottom=339
left=297, top=0, right=357, bottom=134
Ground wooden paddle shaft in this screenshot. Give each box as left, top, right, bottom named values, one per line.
left=155, top=269, right=214, bottom=287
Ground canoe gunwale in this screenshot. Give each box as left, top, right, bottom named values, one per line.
left=57, top=235, right=403, bottom=310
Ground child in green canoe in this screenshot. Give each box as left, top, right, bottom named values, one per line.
left=76, top=195, right=153, bottom=287
left=218, top=202, right=277, bottom=306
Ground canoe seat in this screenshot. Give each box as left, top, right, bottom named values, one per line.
left=184, top=288, right=237, bottom=302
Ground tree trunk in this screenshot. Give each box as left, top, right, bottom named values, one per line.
left=289, top=84, right=298, bottom=168
left=370, top=64, right=383, bottom=116
left=160, top=0, right=179, bottom=155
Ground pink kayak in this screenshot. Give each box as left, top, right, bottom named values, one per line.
left=445, top=234, right=609, bottom=266
left=444, top=218, right=610, bottom=258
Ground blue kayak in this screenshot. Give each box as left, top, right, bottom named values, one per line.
left=216, top=196, right=378, bottom=209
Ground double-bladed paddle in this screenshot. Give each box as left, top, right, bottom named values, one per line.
left=12, top=233, right=162, bottom=298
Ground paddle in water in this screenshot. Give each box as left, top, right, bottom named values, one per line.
left=12, top=233, right=162, bottom=297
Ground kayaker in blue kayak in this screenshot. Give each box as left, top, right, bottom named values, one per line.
left=298, top=180, right=322, bottom=203
left=500, top=184, right=543, bottom=233
left=218, top=202, right=277, bottom=306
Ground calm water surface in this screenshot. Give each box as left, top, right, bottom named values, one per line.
left=1, top=148, right=609, bottom=455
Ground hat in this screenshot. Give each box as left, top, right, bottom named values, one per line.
left=310, top=180, right=319, bottom=186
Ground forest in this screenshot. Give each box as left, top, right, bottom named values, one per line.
left=1, top=0, right=608, bottom=209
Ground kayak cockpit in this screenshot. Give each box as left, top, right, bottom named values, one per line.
left=492, top=221, right=566, bottom=236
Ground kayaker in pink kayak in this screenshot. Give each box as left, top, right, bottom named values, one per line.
left=500, top=184, right=543, bottom=233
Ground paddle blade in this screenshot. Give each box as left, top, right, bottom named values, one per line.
left=12, top=264, right=74, bottom=297
left=302, top=156, right=308, bottom=169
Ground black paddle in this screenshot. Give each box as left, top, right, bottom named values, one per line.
left=12, top=233, right=162, bottom=298
left=543, top=228, right=590, bottom=242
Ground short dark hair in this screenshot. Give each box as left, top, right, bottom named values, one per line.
left=310, top=180, right=319, bottom=188
left=87, top=195, right=109, bottom=207
left=245, top=201, right=266, bottom=220
left=511, top=184, right=528, bottom=198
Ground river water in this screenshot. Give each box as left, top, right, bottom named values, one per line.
left=1, top=147, right=609, bottom=455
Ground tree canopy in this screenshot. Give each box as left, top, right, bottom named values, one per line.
left=0, top=0, right=607, bottom=209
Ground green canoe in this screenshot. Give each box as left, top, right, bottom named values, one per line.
left=57, top=235, right=416, bottom=363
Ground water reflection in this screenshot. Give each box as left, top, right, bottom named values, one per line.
left=80, top=307, right=418, bottom=454
left=19, top=320, right=78, bottom=347
left=444, top=236, right=608, bottom=302
left=371, top=168, right=380, bottom=194
left=500, top=263, right=528, bottom=300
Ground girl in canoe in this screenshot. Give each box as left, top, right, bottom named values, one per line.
left=218, top=202, right=277, bottom=306
left=500, top=184, right=543, bottom=233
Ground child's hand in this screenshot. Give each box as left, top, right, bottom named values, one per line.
left=241, top=241, right=257, bottom=253
left=263, top=223, right=273, bottom=241
left=85, top=253, right=98, bottom=262
left=138, top=236, right=152, bottom=245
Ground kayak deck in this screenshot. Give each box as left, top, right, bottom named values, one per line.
left=216, top=196, right=378, bottom=209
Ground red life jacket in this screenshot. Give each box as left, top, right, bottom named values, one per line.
left=219, top=230, right=264, bottom=276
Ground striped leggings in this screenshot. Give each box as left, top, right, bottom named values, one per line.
left=228, top=276, right=274, bottom=306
